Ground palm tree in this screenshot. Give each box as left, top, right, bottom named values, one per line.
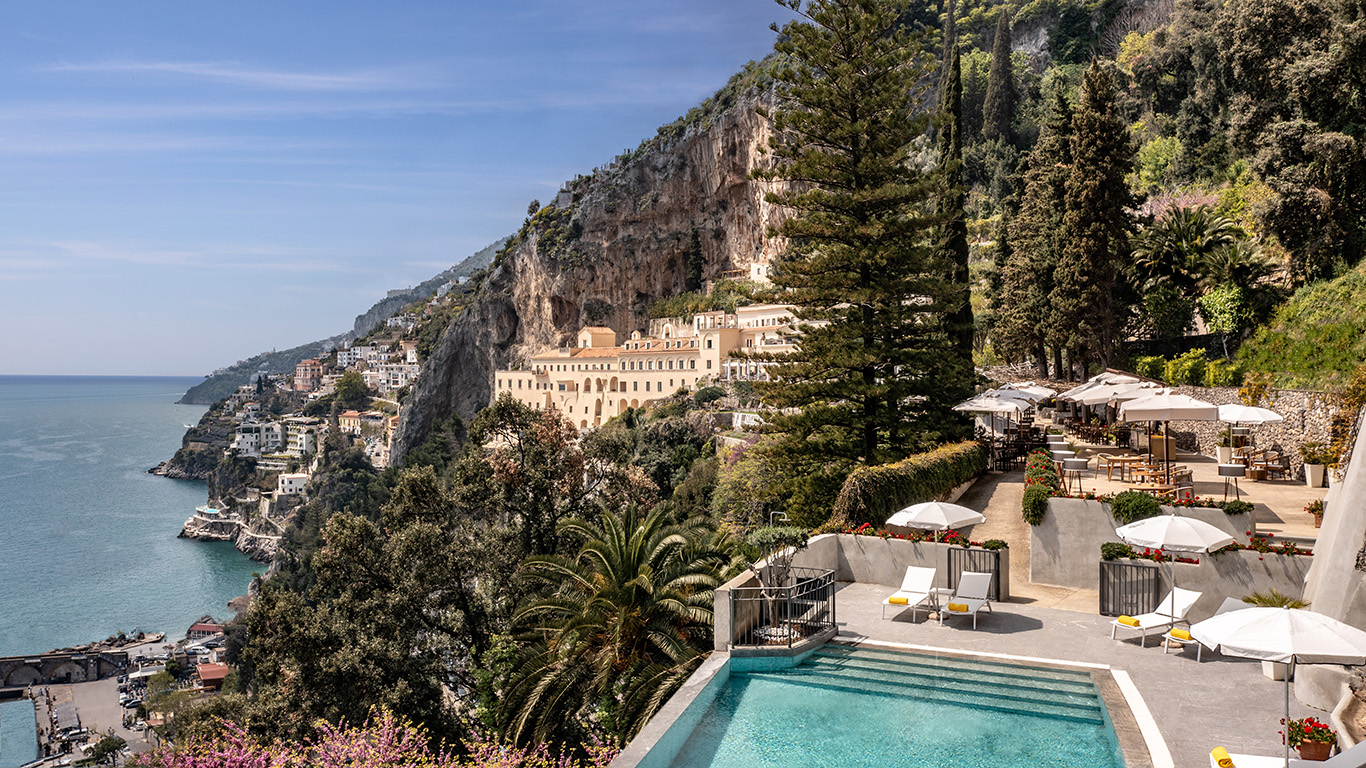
left=1130, top=206, right=1243, bottom=293
left=500, top=506, right=738, bottom=746
left=1198, top=239, right=1278, bottom=292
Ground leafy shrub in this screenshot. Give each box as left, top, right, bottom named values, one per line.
left=692, top=386, right=725, bottom=406
left=1300, top=442, right=1338, bottom=465
left=980, top=539, right=1009, bottom=550
left=1163, top=349, right=1208, bottom=386
left=1204, top=359, right=1243, bottom=387
left=1108, top=490, right=1163, bottom=524
left=1133, top=355, right=1167, bottom=380
left=1242, top=589, right=1309, bottom=609
left=1101, top=542, right=1136, bottom=560
left=832, top=441, right=988, bottom=528
left=1022, top=484, right=1051, bottom=526
left=1218, top=499, right=1253, bottom=515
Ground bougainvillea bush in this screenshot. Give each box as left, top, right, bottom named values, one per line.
left=129, top=712, right=617, bottom=768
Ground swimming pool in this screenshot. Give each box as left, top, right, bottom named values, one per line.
left=664, top=645, right=1125, bottom=768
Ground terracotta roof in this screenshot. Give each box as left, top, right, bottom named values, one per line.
left=339, top=411, right=362, bottom=418
left=580, top=326, right=615, bottom=333
left=570, top=347, right=623, bottom=358
left=196, top=663, right=230, bottom=682
left=188, top=623, right=223, bottom=633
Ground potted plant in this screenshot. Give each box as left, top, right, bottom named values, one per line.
left=1216, top=432, right=1234, bottom=464
left=1305, top=499, right=1325, bottom=529
left=1300, top=443, right=1335, bottom=488
left=1285, top=716, right=1337, bottom=761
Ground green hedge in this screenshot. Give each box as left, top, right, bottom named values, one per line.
left=1109, top=490, right=1163, bottom=524
left=831, top=441, right=988, bottom=528
left=1022, top=485, right=1051, bottom=526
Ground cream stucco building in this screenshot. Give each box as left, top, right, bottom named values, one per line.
left=493, top=304, right=800, bottom=430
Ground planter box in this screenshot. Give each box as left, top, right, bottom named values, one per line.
left=1216, top=446, right=1233, bottom=464
left=1306, top=463, right=1326, bottom=488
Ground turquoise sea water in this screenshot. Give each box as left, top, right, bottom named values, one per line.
left=0, top=376, right=260, bottom=659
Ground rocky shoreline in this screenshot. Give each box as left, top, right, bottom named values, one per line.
left=178, top=510, right=279, bottom=563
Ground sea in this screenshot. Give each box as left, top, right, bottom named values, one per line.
left=0, top=376, right=261, bottom=768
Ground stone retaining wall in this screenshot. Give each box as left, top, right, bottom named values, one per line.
left=1166, top=385, right=1338, bottom=481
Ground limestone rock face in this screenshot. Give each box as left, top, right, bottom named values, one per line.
left=393, top=89, right=787, bottom=460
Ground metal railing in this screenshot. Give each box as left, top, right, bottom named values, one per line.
left=730, top=567, right=835, bottom=648
left=947, top=548, right=1003, bottom=601
left=1099, top=560, right=1161, bottom=617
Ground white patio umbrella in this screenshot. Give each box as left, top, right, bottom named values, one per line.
left=1074, top=380, right=1162, bottom=406
left=1115, top=514, right=1234, bottom=593
left=996, top=382, right=1057, bottom=402
left=1191, top=607, right=1366, bottom=766
left=1217, top=404, right=1284, bottom=425
left=1119, top=390, right=1221, bottom=480
left=886, top=501, right=986, bottom=542
left=1058, top=373, right=1141, bottom=401
left=954, top=393, right=1031, bottom=469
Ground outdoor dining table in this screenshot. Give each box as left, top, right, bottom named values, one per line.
left=1107, top=455, right=1146, bottom=482
left=1126, top=482, right=1177, bottom=494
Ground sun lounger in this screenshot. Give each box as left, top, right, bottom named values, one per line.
left=942, top=571, right=993, bottom=629
left=1165, top=597, right=1244, bottom=660
left=1110, top=587, right=1202, bottom=647
left=882, top=566, right=936, bottom=621
left=1210, top=748, right=1309, bottom=766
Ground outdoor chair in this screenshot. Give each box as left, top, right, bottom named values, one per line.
left=1165, top=597, right=1244, bottom=660
left=1261, top=453, right=1290, bottom=480
left=882, top=566, right=937, bottom=621
left=1094, top=454, right=1116, bottom=479
left=1109, top=587, right=1203, bottom=647
left=942, top=571, right=994, bottom=629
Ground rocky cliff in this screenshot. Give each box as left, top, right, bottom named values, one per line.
left=177, top=239, right=503, bottom=405
left=393, top=67, right=789, bottom=461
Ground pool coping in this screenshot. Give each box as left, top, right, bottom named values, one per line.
left=835, top=636, right=1166, bottom=768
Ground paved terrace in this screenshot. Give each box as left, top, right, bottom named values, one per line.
left=835, top=581, right=1317, bottom=768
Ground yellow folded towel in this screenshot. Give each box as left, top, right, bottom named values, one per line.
left=1117, top=615, right=1140, bottom=626
left=1211, top=746, right=1234, bottom=767
left=888, top=596, right=909, bottom=605
left=1169, top=628, right=1192, bottom=641
left=947, top=602, right=969, bottom=613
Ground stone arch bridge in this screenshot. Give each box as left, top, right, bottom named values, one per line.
left=0, top=651, right=129, bottom=688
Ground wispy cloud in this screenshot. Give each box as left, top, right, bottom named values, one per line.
left=42, top=60, right=430, bottom=91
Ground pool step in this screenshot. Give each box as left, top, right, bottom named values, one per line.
left=797, top=664, right=1100, bottom=713
left=817, top=645, right=1095, bottom=688
left=808, top=648, right=1099, bottom=703
left=739, top=670, right=1106, bottom=725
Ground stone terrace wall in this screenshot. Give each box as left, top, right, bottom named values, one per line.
left=1167, top=385, right=1337, bottom=481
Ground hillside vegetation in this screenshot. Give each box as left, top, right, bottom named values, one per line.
left=1238, top=263, right=1366, bottom=390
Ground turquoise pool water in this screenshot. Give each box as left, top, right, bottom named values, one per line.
left=667, top=646, right=1125, bottom=768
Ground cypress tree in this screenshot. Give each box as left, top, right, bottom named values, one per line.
left=1051, top=62, right=1135, bottom=375
left=937, top=12, right=973, bottom=364
left=982, top=213, right=1012, bottom=341
left=981, top=11, right=1016, bottom=143
left=685, top=228, right=704, bottom=292
left=753, top=0, right=968, bottom=519
left=994, top=84, right=1072, bottom=378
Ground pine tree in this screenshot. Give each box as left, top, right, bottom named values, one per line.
left=937, top=10, right=973, bottom=363
left=981, top=11, right=1016, bottom=143
left=994, top=84, right=1072, bottom=377
left=1051, top=62, right=1136, bottom=375
left=753, top=0, right=970, bottom=516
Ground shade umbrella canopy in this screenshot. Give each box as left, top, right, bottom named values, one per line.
left=1118, top=390, right=1220, bottom=422
left=1217, top=404, right=1285, bottom=425
left=1190, top=606, right=1366, bottom=766
left=1059, top=373, right=1141, bottom=400
left=1191, top=607, right=1366, bottom=665
left=1074, top=381, right=1162, bottom=406
left=886, top=501, right=987, bottom=531
left=1115, top=515, right=1235, bottom=554
left=953, top=394, right=1030, bottom=415
left=996, top=382, right=1057, bottom=402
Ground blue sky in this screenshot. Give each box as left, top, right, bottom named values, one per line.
left=0, top=1, right=793, bottom=376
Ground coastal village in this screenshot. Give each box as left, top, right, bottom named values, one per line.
left=5, top=0, right=1366, bottom=767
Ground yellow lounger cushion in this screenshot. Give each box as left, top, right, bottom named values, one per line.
left=1169, top=628, right=1192, bottom=641
left=946, top=602, right=969, bottom=613
left=1117, top=615, right=1140, bottom=626
left=1211, top=746, right=1234, bottom=767
left=887, top=596, right=909, bottom=605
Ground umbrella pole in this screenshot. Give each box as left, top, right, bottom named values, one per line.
left=1285, top=668, right=1291, bottom=768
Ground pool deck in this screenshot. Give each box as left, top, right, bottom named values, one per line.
left=835, top=581, right=1317, bottom=768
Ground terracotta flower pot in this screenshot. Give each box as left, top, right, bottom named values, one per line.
left=1298, top=740, right=1333, bottom=761
left=1314, top=515, right=1323, bottom=529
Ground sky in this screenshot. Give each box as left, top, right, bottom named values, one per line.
left=0, top=1, right=796, bottom=376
